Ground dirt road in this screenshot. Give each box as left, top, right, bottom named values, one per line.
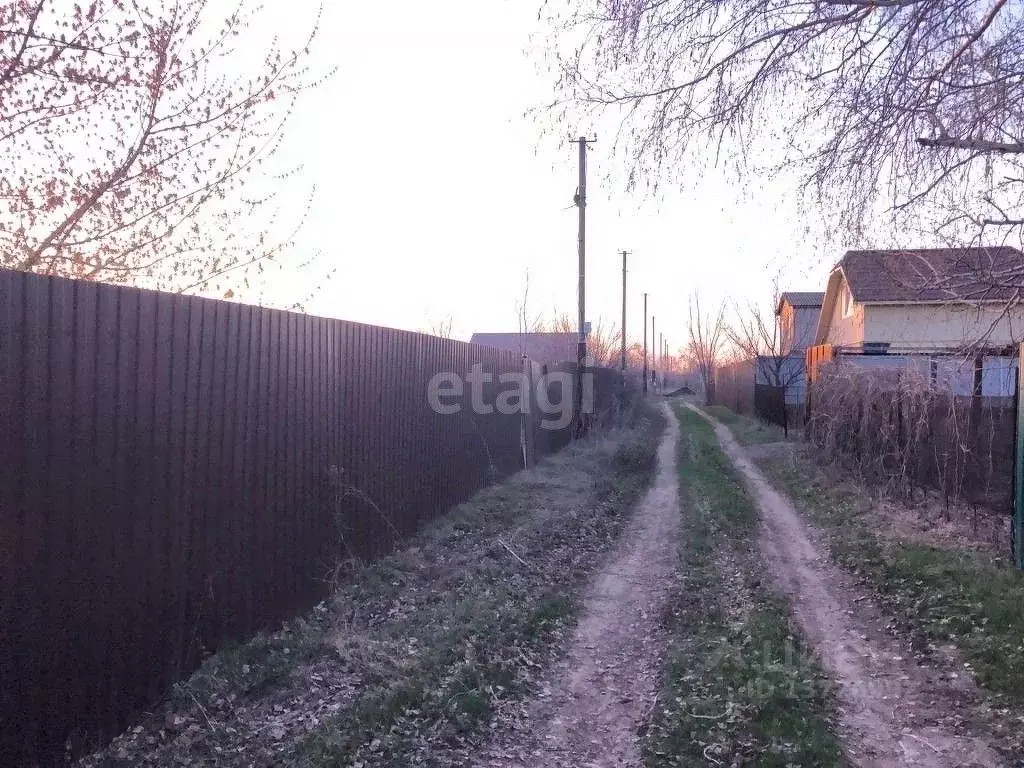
left=690, top=404, right=1001, bottom=768
left=476, top=403, right=681, bottom=768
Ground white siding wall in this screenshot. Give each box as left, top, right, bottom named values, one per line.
left=864, top=304, right=1024, bottom=349
left=824, top=276, right=865, bottom=345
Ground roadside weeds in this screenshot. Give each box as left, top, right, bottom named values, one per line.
left=758, top=448, right=1024, bottom=758
left=642, top=404, right=842, bottom=768
left=80, top=401, right=666, bottom=768
left=705, top=404, right=1024, bottom=761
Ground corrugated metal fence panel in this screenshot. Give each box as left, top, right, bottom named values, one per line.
left=0, top=268, right=606, bottom=766
left=712, top=359, right=755, bottom=414
left=805, top=343, right=834, bottom=384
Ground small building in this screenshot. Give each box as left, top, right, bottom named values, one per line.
left=776, top=291, right=824, bottom=354
left=754, top=291, right=825, bottom=410
left=469, top=332, right=577, bottom=365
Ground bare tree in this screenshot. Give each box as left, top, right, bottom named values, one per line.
left=543, top=1, right=1024, bottom=279
left=516, top=271, right=531, bottom=342
left=545, top=311, right=621, bottom=367
left=512, top=270, right=547, bottom=355
left=728, top=284, right=805, bottom=394
left=686, top=292, right=727, bottom=405
left=1, top=0, right=321, bottom=295
left=623, top=340, right=645, bottom=370
left=510, top=276, right=625, bottom=368
left=428, top=315, right=454, bottom=339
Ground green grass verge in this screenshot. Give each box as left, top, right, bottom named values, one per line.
left=703, top=405, right=788, bottom=446
left=643, top=406, right=842, bottom=767
left=758, top=453, right=1024, bottom=714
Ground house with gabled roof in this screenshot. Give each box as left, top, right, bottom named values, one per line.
left=776, top=291, right=825, bottom=354
left=814, top=247, right=1024, bottom=351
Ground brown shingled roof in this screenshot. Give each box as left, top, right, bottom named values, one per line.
left=776, top=291, right=824, bottom=314
left=840, top=247, right=1024, bottom=303
left=780, top=291, right=825, bottom=307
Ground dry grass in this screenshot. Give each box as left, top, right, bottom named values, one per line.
left=79, top=402, right=666, bottom=768
left=807, top=365, right=1014, bottom=515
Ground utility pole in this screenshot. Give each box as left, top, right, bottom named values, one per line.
left=572, top=135, right=596, bottom=436
left=652, top=315, right=656, bottom=390
left=662, top=336, right=667, bottom=385
left=643, top=293, right=648, bottom=395
left=620, top=250, right=629, bottom=371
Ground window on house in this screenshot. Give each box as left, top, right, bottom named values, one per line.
left=841, top=284, right=854, bottom=318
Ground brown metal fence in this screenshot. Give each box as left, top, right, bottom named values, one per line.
left=803, top=343, right=835, bottom=426
left=0, top=269, right=609, bottom=766
left=712, top=359, right=755, bottom=414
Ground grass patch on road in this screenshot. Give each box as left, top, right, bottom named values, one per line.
left=84, top=400, right=666, bottom=768
left=703, top=405, right=788, bottom=446
left=643, top=406, right=841, bottom=768
left=759, top=452, right=1024, bottom=718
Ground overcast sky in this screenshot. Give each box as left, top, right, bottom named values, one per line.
left=256, top=0, right=844, bottom=352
